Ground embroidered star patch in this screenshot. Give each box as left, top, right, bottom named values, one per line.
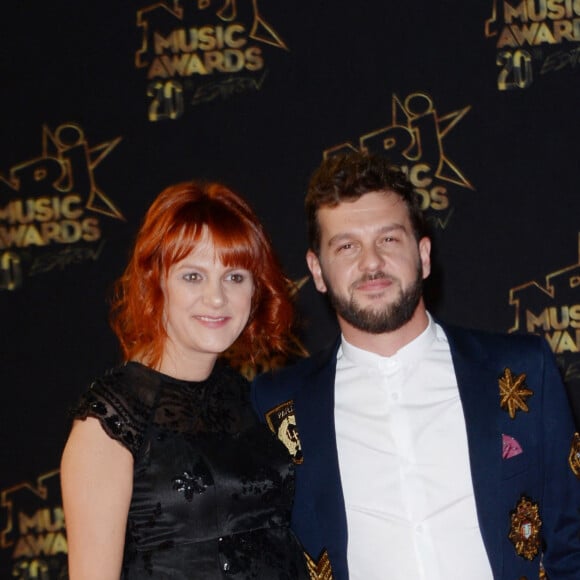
left=499, top=368, right=533, bottom=419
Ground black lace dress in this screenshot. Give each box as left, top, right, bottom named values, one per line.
left=72, top=361, right=310, bottom=579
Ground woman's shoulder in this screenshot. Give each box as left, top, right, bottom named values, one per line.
left=71, top=362, right=161, bottom=457
left=96, top=361, right=164, bottom=401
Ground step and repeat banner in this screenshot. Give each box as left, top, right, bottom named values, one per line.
left=1, top=1, right=579, bottom=577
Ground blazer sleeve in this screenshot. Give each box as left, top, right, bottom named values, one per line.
left=539, top=338, right=580, bottom=577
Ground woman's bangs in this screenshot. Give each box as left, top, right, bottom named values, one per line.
left=163, top=220, right=204, bottom=268
left=211, top=218, right=260, bottom=271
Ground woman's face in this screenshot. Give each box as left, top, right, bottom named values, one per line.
left=161, top=231, right=254, bottom=372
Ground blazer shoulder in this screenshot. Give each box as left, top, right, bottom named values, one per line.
left=251, top=339, right=339, bottom=410
left=254, top=339, right=338, bottom=388
left=441, top=322, right=546, bottom=359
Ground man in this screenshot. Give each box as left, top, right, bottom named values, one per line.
left=252, top=151, right=580, bottom=580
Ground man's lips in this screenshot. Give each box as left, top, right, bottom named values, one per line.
left=354, top=277, right=393, bottom=293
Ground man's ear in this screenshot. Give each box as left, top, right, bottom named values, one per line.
left=419, top=237, right=431, bottom=280
left=306, top=250, right=327, bottom=293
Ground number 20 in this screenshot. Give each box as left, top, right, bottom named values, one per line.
left=497, top=50, right=533, bottom=90
left=147, top=81, right=184, bottom=122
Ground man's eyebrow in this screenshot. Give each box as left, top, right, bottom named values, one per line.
left=326, top=233, right=354, bottom=247
left=326, top=224, right=407, bottom=247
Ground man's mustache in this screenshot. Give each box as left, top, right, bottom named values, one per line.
left=353, top=271, right=394, bottom=288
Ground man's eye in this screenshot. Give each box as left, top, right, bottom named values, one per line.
left=338, top=243, right=353, bottom=252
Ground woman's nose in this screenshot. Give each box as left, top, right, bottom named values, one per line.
left=202, top=280, right=226, bottom=307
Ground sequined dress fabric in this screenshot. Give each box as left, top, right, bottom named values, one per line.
left=73, top=361, right=309, bottom=579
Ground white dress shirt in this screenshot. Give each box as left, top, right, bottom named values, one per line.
left=334, top=316, right=493, bottom=579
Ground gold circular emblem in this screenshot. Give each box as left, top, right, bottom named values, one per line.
left=568, top=432, right=580, bottom=479
left=509, top=496, right=542, bottom=560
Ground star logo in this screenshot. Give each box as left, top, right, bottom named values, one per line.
left=499, top=367, right=533, bottom=419
left=324, top=92, right=473, bottom=191
left=136, top=0, right=287, bottom=69
left=41, top=124, right=124, bottom=220
left=385, top=93, right=473, bottom=189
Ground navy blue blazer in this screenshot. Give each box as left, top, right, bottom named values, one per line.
left=252, top=324, right=580, bottom=579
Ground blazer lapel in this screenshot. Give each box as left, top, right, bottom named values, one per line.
left=294, top=340, right=349, bottom=566
left=444, top=325, right=503, bottom=577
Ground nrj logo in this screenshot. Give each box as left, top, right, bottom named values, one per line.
left=0, top=123, right=124, bottom=291
left=509, top=234, right=580, bottom=383
left=485, top=0, right=580, bottom=90
left=136, top=0, right=288, bottom=121
left=324, top=92, right=473, bottom=230
left=1, top=470, right=67, bottom=580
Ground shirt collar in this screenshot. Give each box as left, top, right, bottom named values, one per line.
left=339, top=313, right=437, bottom=370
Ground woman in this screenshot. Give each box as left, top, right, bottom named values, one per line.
left=61, top=181, right=310, bottom=579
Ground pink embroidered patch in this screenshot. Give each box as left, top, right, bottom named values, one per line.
left=502, top=434, right=523, bottom=459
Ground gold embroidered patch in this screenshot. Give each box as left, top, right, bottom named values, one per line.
left=509, top=496, right=542, bottom=561
left=569, top=432, right=580, bottom=479
left=499, top=368, right=533, bottom=419
left=265, top=400, right=303, bottom=464
left=304, top=549, right=333, bottom=580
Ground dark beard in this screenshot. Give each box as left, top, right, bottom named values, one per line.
left=324, top=263, right=423, bottom=334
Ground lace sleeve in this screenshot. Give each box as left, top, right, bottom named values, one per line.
left=72, top=367, right=152, bottom=458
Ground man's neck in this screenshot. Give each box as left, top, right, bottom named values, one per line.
left=339, top=302, right=430, bottom=357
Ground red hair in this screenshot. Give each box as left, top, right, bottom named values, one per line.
left=110, top=181, right=298, bottom=371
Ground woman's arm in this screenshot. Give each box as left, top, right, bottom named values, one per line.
left=61, top=417, right=134, bottom=580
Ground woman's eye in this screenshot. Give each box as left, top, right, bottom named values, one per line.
left=227, top=273, right=245, bottom=283
left=183, top=273, right=201, bottom=282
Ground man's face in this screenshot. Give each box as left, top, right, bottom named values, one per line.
left=306, top=191, right=430, bottom=334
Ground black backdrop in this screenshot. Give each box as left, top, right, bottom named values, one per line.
left=2, top=1, right=580, bottom=577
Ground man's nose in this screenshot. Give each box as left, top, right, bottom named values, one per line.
left=358, top=244, right=385, bottom=272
